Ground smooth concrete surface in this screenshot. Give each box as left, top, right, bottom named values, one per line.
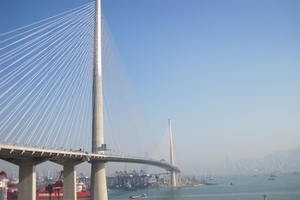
left=18, top=162, right=36, bottom=200
left=169, top=119, right=177, bottom=187
left=63, top=164, right=77, bottom=200
left=91, top=162, right=108, bottom=200
left=91, top=0, right=108, bottom=199
left=92, top=73, right=104, bottom=153
left=171, top=170, right=177, bottom=187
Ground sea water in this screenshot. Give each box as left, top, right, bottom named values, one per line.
left=101, top=173, right=300, bottom=200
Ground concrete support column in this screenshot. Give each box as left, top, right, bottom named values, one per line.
left=171, top=170, right=177, bottom=187
left=63, top=164, right=77, bottom=200
left=18, top=162, right=36, bottom=200
left=91, top=162, right=107, bottom=200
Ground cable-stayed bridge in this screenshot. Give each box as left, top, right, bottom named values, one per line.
left=0, top=0, right=180, bottom=200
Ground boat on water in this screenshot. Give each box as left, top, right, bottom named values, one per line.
left=205, top=182, right=217, bottom=185
left=193, top=183, right=204, bottom=187
left=129, top=193, right=147, bottom=199
left=268, top=173, right=276, bottom=180
left=1, top=171, right=90, bottom=199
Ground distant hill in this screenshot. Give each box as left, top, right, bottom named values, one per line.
left=292, top=146, right=300, bottom=158
left=182, top=147, right=300, bottom=175
left=225, top=147, right=300, bottom=174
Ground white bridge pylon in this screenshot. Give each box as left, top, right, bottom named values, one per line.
left=168, top=119, right=178, bottom=187
left=0, top=0, right=181, bottom=199
left=90, top=0, right=107, bottom=199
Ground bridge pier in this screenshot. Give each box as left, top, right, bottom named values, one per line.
left=171, top=170, right=177, bottom=187
left=63, top=164, right=77, bottom=200
left=19, top=162, right=36, bottom=200
left=91, top=162, right=108, bottom=200
left=17, top=158, right=47, bottom=200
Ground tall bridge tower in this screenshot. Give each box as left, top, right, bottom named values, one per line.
left=169, top=119, right=177, bottom=186
left=91, top=0, right=108, bottom=199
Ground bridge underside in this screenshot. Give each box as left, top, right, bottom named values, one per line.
left=0, top=146, right=84, bottom=200
left=0, top=144, right=181, bottom=199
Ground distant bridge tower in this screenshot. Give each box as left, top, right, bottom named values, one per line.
left=168, top=119, right=177, bottom=186
left=90, top=0, right=108, bottom=200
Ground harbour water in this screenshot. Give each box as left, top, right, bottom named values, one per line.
left=6, top=173, right=299, bottom=200
left=101, top=173, right=300, bottom=200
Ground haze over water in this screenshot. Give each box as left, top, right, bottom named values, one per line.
left=97, top=173, right=300, bottom=200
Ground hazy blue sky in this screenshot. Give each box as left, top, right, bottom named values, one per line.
left=103, top=0, right=300, bottom=167
left=1, top=0, right=299, bottom=174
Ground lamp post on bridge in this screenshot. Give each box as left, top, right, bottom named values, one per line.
left=91, top=0, right=108, bottom=200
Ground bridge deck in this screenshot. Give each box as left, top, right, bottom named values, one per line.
left=0, top=144, right=180, bottom=172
